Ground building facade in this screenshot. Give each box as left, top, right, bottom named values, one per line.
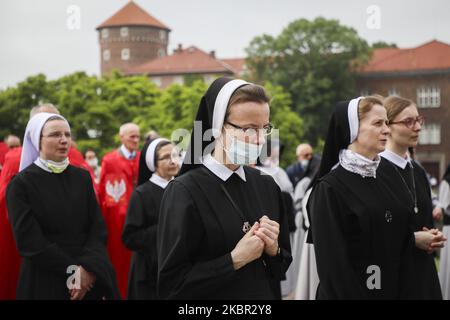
left=97, top=1, right=245, bottom=87
left=357, top=40, right=450, bottom=181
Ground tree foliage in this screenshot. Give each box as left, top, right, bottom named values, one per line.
left=0, top=73, right=302, bottom=167
left=245, top=17, right=371, bottom=146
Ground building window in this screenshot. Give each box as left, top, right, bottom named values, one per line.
left=419, top=123, right=441, bottom=145
left=158, top=49, right=165, bottom=57
left=388, top=87, right=399, bottom=96
left=120, top=27, right=129, bottom=37
left=101, top=29, right=109, bottom=39
left=151, top=77, right=162, bottom=87
left=360, top=88, right=369, bottom=96
left=121, top=48, right=130, bottom=60
left=417, top=86, right=440, bottom=108
left=159, top=30, right=166, bottom=41
left=103, top=50, right=111, bottom=61
left=173, top=76, right=184, bottom=85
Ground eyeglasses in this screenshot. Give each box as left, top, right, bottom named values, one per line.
left=225, top=121, right=274, bottom=137
left=158, top=152, right=181, bottom=162
left=390, top=116, right=424, bottom=129
left=41, top=132, right=72, bottom=139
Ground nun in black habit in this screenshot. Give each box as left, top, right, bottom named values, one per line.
left=122, top=138, right=179, bottom=299
left=157, top=77, right=292, bottom=300
left=308, top=96, right=416, bottom=299
left=6, top=113, right=120, bottom=300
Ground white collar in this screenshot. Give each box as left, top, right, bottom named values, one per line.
left=34, top=158, right=51, bottom=172
left=149, top=173, right=172, bottom=189
left=120, top=145, right=136, bottom=160
left=339, top=149, right=380, bottom=178
left=202, top=153, right=246, bottom=182
left=380, top=149, right=411, bottom=169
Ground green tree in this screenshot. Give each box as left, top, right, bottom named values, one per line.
left=133, top=80, right=207, bottom=149
left=0, top=74, right=55, bottom=138
left=371, top=41, right=397, bottom=49
left=265, top=82, right=304, bottom=168
left=245, top=17, right=371, bottom=147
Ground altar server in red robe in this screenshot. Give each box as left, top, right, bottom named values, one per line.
left=98, top=123, right=141, bottom=299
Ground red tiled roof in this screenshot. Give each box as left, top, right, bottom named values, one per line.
left=126, top=46, right=236, bottom=75
left=359, top=40, right=450, bottom=74
left=97, top=1, right=170, bottom=30
left=221, top=58, right=246, bottom=74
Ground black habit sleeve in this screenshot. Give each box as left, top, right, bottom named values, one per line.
left=76, top=171, right=120, bottom=299
left=122, top=189, right=156, bottom=255
left=6, top=175, right=77, bottom=277
left=157, top=180, right=235, bottom=299
left=310, top=180, right=368, bottom=299
left=262, top=185, right=292, bottom=281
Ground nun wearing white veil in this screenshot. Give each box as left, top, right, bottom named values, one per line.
left=6, top=113, right=119, bottom=300
left=157, top=77, right=292, bottom=299
left=306, top=96, right=416, bottom=299
left=122, top=138, right=179, bottom=299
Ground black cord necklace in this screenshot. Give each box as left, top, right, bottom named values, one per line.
left=390, top=161, right=419, bottom=214
left=220, top=183, right=251, bottom=233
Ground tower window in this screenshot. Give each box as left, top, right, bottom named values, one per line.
left=101, top=29, right=109, bottom=39
left=120, top=27, right=129, bottom=37
left=121, top=48, right=130, bottom=60
left=103, top=50, right=111, bottom=61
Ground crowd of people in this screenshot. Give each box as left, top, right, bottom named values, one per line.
left=0, top=77, right=449, bottom=300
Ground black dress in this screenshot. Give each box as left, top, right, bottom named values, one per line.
left=157, top=165, right=292, bottom=299
left=378, top=158, right=442, bottom=299
left=122, top=181, right=164, bottom=300
left=6, top=164, right=120, bottom=300
left=309, top=165, right=415, bottom=299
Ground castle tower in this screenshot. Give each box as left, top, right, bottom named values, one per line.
left=96, top=1, right=170, bottom=75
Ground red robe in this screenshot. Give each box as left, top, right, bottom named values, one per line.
left=0, top=142, right=9, bottom=169
left=0, top=147, right=21, bottom=300
left=98, top=149, right=140, bottom=299
left=0, top=147, right=99, bottom=299
left=68, top=147, right=99, bottom=195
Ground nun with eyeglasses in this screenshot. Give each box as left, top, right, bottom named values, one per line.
left=6, top=113, right=119, bottom=300
left=157, top=77, right=292, bottom=300
left=122, top=138, right=180, bottom=299
left=307, top=96, right=416, bottom=299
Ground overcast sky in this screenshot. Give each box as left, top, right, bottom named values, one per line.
left=1, top=0, right=449, bottom=89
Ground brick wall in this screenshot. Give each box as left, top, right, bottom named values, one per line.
left=356, top=72, right=450, bottom=180
left=99, top=26, right=169, bottom=75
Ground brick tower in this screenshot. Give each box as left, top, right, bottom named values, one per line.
left=97, top=1, right=170, bottom=75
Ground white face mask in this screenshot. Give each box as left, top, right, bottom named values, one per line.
left=224, top=133, right=263, bottom=165
left=86, top=158, right=98, bottom=168
left=300, top=159, right=309, bottom=168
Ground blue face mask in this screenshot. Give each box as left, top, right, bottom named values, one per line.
left=224, top=134, right=263, bottom=165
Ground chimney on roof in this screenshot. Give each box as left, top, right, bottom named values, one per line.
left=209, top=50, right=216, bottom=59
left=174, top=43, right=183, bottom=54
